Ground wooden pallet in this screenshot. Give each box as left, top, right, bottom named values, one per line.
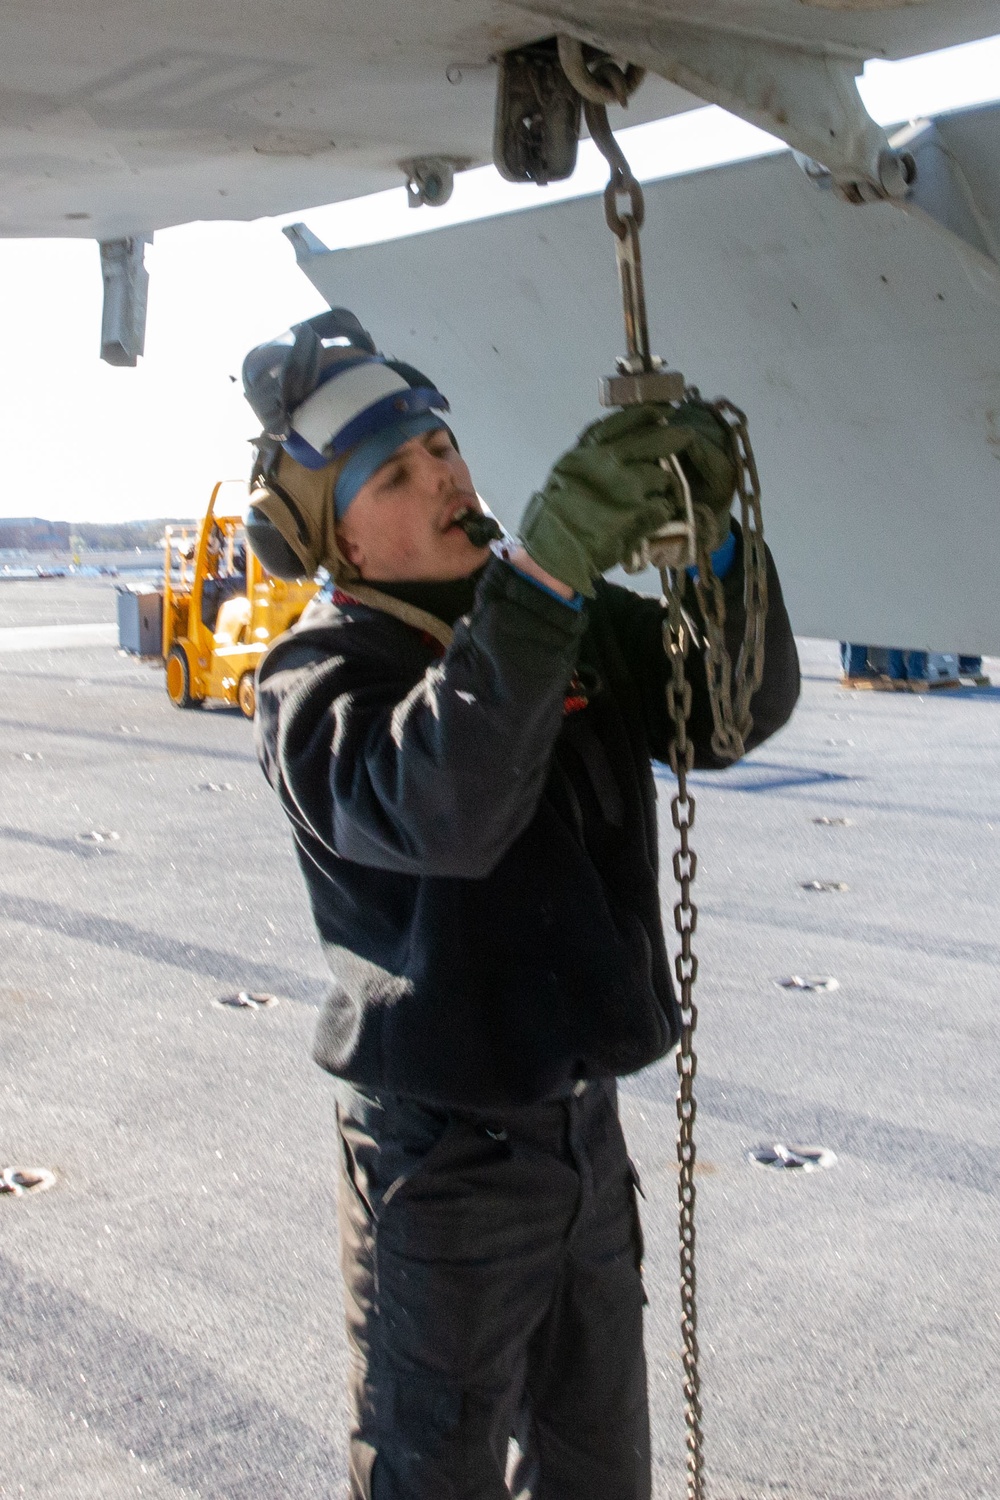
left=841, top=674, right=991, bottom=692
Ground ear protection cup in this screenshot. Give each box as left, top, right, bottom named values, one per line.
left=244, top=500, right=314, bottom=581
left=244, top=447, right=351, bottom=582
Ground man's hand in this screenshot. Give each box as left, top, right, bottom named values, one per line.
left=518, top=403, right=737, bottom=597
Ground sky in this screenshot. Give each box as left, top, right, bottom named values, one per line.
left=2, top=33, right=999, bottom=525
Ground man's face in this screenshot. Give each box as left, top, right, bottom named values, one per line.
left=335, top=427, right=491, bottom=582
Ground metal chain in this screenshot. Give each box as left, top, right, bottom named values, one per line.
left=721, top=401, right=769, bottom=737
left=585, top=81, right=712, bottom=1500
left=687, top=401, right=769, bottom=762
left=583, top=97, right=646, bottom=239
left=573, top=68, right=771, bottom=1500
left=688, top=511, right=741, bottom=764
left=584, top=97, right=769, bottom=761
left=660, top=570, right=706, bottom=1500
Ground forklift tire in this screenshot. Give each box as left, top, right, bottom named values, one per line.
left=166, top=645, right=200, bottom=709
left=237, top=671, right=256, bottom=720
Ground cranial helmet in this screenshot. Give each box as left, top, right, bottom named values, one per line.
left=241, top=308, right=450, bottom=581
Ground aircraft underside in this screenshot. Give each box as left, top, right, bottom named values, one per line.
left=3, top=1, right=996, bottom=242
left=3, top=2, right=998, bottom=646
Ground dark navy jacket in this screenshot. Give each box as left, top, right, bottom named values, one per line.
left=255, top=533, right=799, bottom=1108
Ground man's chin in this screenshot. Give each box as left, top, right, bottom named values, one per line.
left=444, top=548, right=492, bottom=580
left=430, top=534, right=492, bottom=580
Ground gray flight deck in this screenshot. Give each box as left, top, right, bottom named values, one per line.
left=1, top=574, right=998, bottom=1499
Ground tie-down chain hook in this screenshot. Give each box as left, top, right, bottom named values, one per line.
left=579, top=85, right=768, bottom=763
left=560, top=48, right=773, bottom=1500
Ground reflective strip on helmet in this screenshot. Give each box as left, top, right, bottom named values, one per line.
left=332, top=385, right=448, bottom=461
left=290, top=361, right=410, bottom=458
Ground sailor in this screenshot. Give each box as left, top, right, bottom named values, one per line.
left=242, top=309, right=800, bottom=1500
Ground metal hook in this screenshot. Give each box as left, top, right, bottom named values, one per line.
left=557, top=37, right=645, bottom=109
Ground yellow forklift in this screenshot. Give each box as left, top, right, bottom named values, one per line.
left=162, top=481, right=318, bottom=718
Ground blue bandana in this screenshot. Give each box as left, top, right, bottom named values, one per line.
left=332, top=413, right=448, bottom=517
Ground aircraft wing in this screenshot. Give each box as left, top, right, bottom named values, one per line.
left=5, top=2, right=997, bottom=362
left=287, top=100, right=1000, bottom=654
left=2, top=2, right=996, bottom=241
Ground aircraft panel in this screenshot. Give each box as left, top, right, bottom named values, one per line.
left=290, top=103, right=1000, bottom=654
left=1, top=1, right=996, bottom=238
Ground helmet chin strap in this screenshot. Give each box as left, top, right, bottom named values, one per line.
left=340, top=583, right=456, bottom=651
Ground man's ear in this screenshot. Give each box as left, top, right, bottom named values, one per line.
left=336, top=526, right=364, bottom=569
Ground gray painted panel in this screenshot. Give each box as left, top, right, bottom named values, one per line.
left=1, top=0, right=997, bottom=236
left=294, top=119, right=1000, bottom=653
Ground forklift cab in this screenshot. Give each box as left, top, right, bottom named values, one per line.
left=163, top=481, right=318, bottom=718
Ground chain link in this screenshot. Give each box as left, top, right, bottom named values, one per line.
left=661, top=569, right=705, bottom=1500
left=584, top=98, right=646, bottom=239
left=722, top=401, right=769, bottom=736
left=688, top=400, right=769, bottom=762
left=657, top=407, right=766, bottom=1499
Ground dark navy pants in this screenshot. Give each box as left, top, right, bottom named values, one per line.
left=335, top=1078, right=650, bottom=1500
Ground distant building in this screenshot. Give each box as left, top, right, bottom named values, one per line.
left=0, top=517, right=71, bottom=551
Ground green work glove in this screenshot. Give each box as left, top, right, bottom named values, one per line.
left=579, top=400, right=737, bottom=554
left=518, top=403, right=736, bottom=597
